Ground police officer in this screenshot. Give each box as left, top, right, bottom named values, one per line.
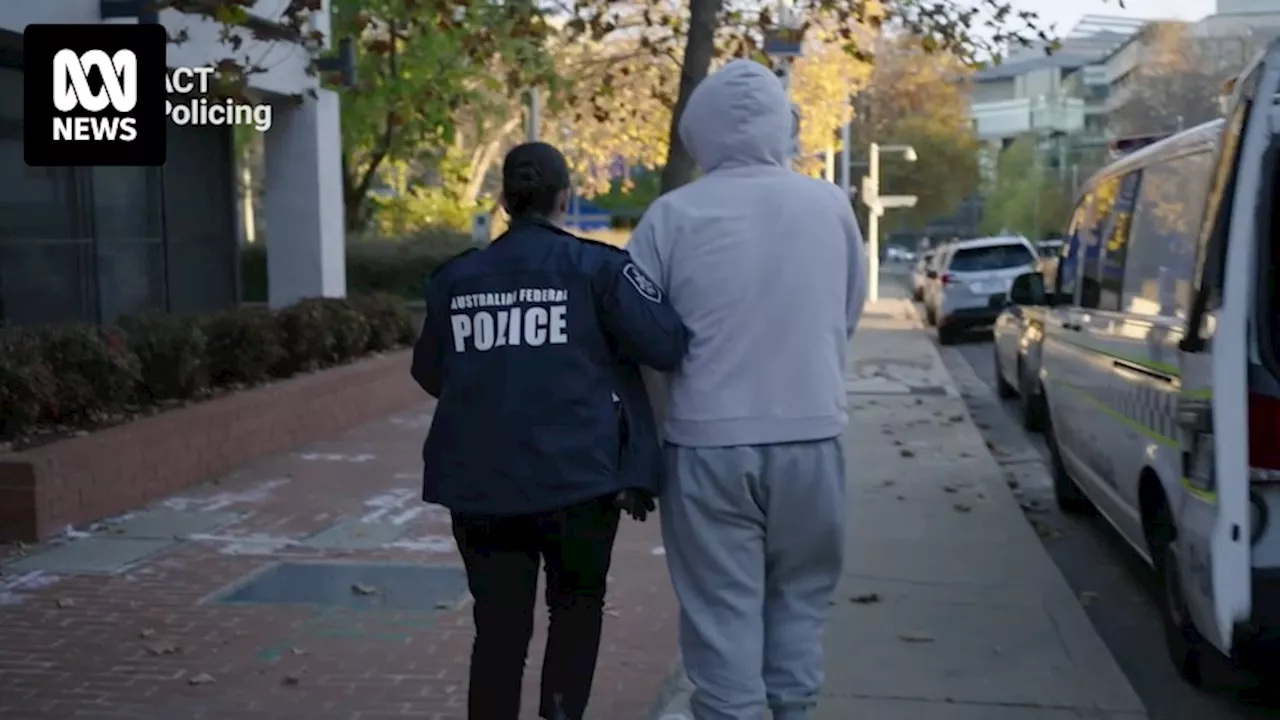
left=410, top=141, right=689, bottom=720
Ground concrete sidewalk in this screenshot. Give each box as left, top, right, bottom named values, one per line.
left=654, top=286, right=1147, bottom=719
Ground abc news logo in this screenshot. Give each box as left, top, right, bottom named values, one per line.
left=53, top=48, right=140, bottom=142
left=24, top=24, right=167, bottom=167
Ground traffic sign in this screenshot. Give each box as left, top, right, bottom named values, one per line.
left=877, top=195, right=918, bottom=209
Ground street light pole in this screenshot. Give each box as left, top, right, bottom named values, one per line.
left=867, top=142, right=881, bottom=303
left=861, top=142, right=917, bottom=303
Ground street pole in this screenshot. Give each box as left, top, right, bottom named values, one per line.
left=824, top=145, right=834, bottom=182
left=868, top=142, right=880, bottom=303
left=839, top=121, right=852, bottom=199
left=526, top=87, right=541, bottom=142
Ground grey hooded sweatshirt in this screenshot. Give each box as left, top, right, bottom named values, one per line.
left=627, top=59, right=868, bottom=448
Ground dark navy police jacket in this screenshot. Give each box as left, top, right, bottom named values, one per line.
left=411, top=217, right=690, bottom=516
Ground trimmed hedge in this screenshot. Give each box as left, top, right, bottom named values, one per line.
left=0, top=294, right=416, bottom=445
left=241, top=227, right=475, bottom=302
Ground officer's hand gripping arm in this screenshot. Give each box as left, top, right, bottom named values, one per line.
left=597, top=253, right=690, bottom=371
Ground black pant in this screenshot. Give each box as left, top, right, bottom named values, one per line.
left=452, top=494, right=621, bottom=720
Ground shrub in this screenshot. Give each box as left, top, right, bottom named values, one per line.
left=38, top=325, right=141, bottom=423
left=350, top=293, right=415, bottom=351
left=117, top=312, right=208, bottom=402
left=239, top=226, right=473, bottom=302
left=203, top=306, right=283, bottom=386
left=0, top=329, right=58, bottom=439
left=273, top=299, right=335, bottom=375
left=318, top=297, right=371, bottom=361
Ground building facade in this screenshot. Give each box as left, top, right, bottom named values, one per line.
left=0, top=0, right=345, bottom=327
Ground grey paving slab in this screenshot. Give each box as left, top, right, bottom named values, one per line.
left=297, top=519, right=413, bottom=550
left=104, top=508, right=241, bottom=539
left=822, top=591, right=1110, bottom=709
left=814, top=696, right=1147, bottom=720
left=2, top=538, right=174, bottom=573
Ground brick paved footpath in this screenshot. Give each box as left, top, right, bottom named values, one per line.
left=0, top=403, right=678, bottom=719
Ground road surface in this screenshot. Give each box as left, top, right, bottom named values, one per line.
left=884, top=262, right=1280, bottom=720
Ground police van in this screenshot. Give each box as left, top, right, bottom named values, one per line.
left=1007, top=45, right=1280, bottom=683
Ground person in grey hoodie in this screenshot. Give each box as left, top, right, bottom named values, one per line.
left=626, top=59, right=868, bottom=720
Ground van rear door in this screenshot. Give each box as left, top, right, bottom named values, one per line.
left=1176, top=44, right=1279, bottom=655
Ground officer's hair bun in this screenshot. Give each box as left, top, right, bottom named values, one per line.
left=502, top=142, right=572, bottom=218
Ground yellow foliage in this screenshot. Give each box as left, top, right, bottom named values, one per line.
left=542, top=38, right=677, bottom=195
left=790, top=28, right=873, bottom=177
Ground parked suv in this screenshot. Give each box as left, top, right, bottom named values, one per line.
left=925, top=236, right=1038, bottom=345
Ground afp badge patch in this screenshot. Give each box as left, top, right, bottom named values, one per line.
left=623, top=263, right=662, bottom=303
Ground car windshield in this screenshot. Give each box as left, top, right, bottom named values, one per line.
left=948, top=244, right=1035, bottom=272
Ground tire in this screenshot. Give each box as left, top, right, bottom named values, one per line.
left=1045, top=410, right=1092, bottom=514
left=994, top=346, right=1017, bottom=399
left=1019, top=363, right=1047, bottom=432
left=1149, top=504, right=1211, bottom=687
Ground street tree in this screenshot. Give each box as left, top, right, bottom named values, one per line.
left=330, top=0, right=556, bottom=232
left=1107, top=21, right=1263, bottom=136
left=544, top=37, right=680, bottom=197
left=851, top=37, right=980, bottom=228
left=565, top=0, right=1057, bottom=194
left=980, top=134, right=1071, bottom=239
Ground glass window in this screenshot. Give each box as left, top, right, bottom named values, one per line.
left=1098, top=171, right=1142, bottom=311
left=947, top=243, right=1036, bottom=272
left=1123, top=151, right=1214, bottom=318
left=1080, top=175, right=1122, bottom=309
left=1055, top=193, right=1092, bottom=302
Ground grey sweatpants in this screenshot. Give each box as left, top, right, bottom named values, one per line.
left=661, top=438, right=847, bottom=720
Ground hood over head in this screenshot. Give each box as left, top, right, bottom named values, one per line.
left=678, top=59, right=792, bottom=173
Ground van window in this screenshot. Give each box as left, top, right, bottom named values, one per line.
left=1055, top=194, right=1092, bottom=303
left=1080, top=175, right=1124, bottom=310
left=1097, top=171, right=1142, bottom=311
left=947, top=244, right=1036, bottom=272
left=1124, top=151, right=1214, bottom=318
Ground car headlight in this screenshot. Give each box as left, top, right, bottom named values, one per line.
left=1251, top=492, right=1267, bottom=545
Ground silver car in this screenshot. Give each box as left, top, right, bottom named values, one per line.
left=925, top=236, right=1039, bottom=345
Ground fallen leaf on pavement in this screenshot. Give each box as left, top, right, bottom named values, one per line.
left=290, top=648, right=307, bottom=655
left=1019, top=500, right=1048, bottom=514
left=952, top=503, right=972, bottom=513
left=435, top=601, right=452, bottom=609
left=942, top=485, right=958, bottom=493
left=880, top=480, right=895, bottom=487
left=351, top=583, right=380, bottom=596
left=188, top=673, right=215, bottom=686
left=1079, top=591, right=1099, bottom=607
left=899, top=632, right=935, bottom=643
left=1006, top=477, right=1020, bottom=489
left=896, top=495, right=906, bottom=501
left=892, top=440, right=903, bottom=446
left=55, top=598, right=74, bottom=608
left=899, top=449, right=915, bottom=458
left=959, top=451, right=973, bottom=458
left=145, top=640, right=182, bottom=656
left=139, top=629, right=156, bottom=639
left=850, top=593, right=881, bottom=604
left=948, top=414, right=964, bottom=422
left=283, top=672, right=304, bottom=686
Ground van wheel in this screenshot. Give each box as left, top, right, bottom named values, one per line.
left=1149, top=505, right=1210, bottom=686
left=1020, top=367, right=1047, bottom=433
left=994, top=347, right=1016, bottom=399
left=1045, top=411, right=1092, bottom=514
